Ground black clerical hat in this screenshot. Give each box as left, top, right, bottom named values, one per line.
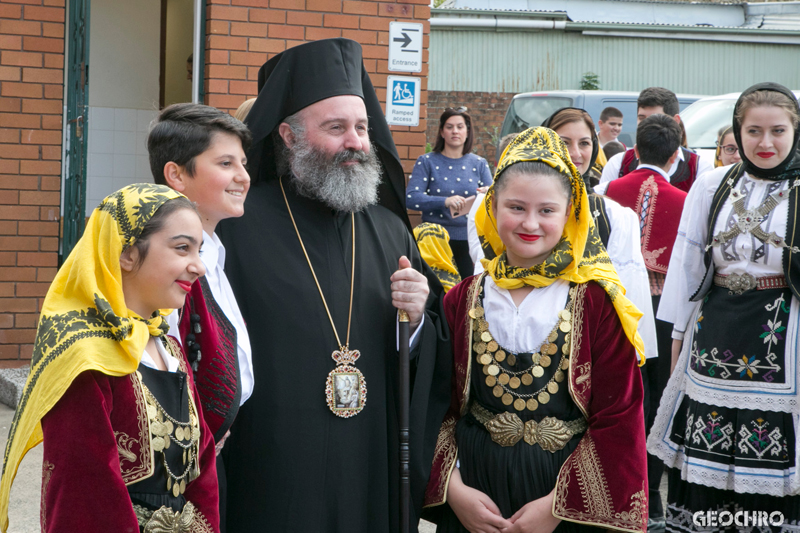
left=245, top=38, right=410, bottom=228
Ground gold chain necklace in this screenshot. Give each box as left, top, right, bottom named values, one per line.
left=280, top=177, right=366, bottom=418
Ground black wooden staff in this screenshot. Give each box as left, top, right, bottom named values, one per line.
left=398, top=309, right=411, bottom=533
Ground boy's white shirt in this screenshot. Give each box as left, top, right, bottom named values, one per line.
left=166, top=231, right=254, bottom=405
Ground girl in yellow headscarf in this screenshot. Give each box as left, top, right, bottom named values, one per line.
left=0, top=184, right=221, bottom=532
left=424, top=127, right=648, bottom=533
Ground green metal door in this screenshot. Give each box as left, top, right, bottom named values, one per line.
left=62, top=0, right=90, bottom=262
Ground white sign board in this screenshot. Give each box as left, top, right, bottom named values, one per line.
left=388, top=21, right=423, bottom=73
left=385, top=76, right=420, bottom=127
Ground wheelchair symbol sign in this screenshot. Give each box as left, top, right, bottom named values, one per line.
left=391, top=80, right=415, bottom=106
left=385, top=76, right=420, bottom=126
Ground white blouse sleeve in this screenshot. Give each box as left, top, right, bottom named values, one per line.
left=603, top=198, right=658, bottom=359
left=657, top=167, right=728, bottom=337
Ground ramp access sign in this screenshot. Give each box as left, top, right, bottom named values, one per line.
left=385, top=76, right=420, bottom=126
left=388, top=21, right=422, bottom=73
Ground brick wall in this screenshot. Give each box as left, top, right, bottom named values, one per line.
left=0, top=0, right=64, bottom=365
left=427, top=89, right=516, bottom=169
left=204, top=0, right=431, bottom=178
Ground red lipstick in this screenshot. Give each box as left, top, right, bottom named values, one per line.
left=176, top=280, right=193, bottom=292
left=518, top=234, right=540, bottom=242
left=757, top=152, right=776, bottom=158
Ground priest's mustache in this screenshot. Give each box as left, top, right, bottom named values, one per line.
left=333, top=149, right=370, bottom=164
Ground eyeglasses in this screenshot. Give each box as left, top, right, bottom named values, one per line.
left=719, top=144, right=738, bottom=155
left=447, top=106, right=468, bottom=113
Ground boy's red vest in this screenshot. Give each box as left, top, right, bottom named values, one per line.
left=618, top=147, right=699, bottom=193
left=605, top=167, right=687, bottom=274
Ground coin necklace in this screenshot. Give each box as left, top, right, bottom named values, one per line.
left=280, top=177, right=366, bottom=418
left=471, top=286, right=574, bottom=412
left=141, top=372, right=201, bottom=497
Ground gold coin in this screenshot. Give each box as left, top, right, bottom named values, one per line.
left=498, top=373, right=510, bottom=385
left=173, top=481, right=180, bottom=498
left=562, top=342, right=570, bottom=355
left=561, top=358, right=570, bottom=370
left=152, top=437, right=165, bottom=452
left=548, top=330, right=558, bottom=343
left=564, top=333, right=570, bottom=344
left=509, top=377, right=521, bottom=389
left=538, top=391, right=551, bottom=404
left=495, top=350, right=506, bottom=362
left=547, top=343, right=558, bottom=355
left=192, top=428, right=200, bottom=441
left=493, top=385, right=504, bottom=397
left=539, top=344, right=550, bottom=356
left=146, top=404, right=157, bottom=420
left=175, top=426, right=184, bottom=441
left=507, top=354, right=517, bottom=366
left=532, top=366, right=545, bottom=378
left=560, top=310, right=572, bottom=321
left=485, top=375, right=497, bottom=387
left=482, top=365, right=490, bottom=375
left=474, top=342, right=487, bottom=355
left=481, top=331, right=493, bottom=343
left=555, top=369, right=565, bottom=382
left=547, top=382, right=559, bottom=394
left=526, top=398, right=539, bottom=411
left=532, top=353, right=541, bottom=365
left=479, top=354, right=492, bottom=365
left=478, top=319, right=489, bottom=332
left=514, top=399, right=526, bottom=411
left=521, top=373, right=533, bottom=386
left=501, top=393, right=513, bottom=406
left=165, top=420, right=174, bottom=434
left=473, top=307, right=484, bottom=318
left=487, top=340, right=498, bottom=352
left=559, top=321, right=571, bottom=333
left=487, top=364, right=499, bottom=376
left=164, top=434, right=171, bottom=450
left=180, top=479, right=186, bottom=494
left=540, top=355, right=552, bottom=368
left=468, top=308, right=479, bottom=319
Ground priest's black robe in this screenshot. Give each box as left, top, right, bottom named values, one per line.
left=216, top=178, right=451, bottom=533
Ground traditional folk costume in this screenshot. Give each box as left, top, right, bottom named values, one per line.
left=0, top=184, right=219, bottom=533
left=605, top=165, right=688, bottom=522
left=166, top=229, right=253, bottom=533
left=414, top=222, right=462, bottom=293
left=216, top=39, right=451, bottom=533
left=649, top=83, right=800, bottom=532
left=424, top=127, right=649, bottom=533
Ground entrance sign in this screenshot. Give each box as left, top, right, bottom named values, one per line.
left=385, top=76, right=420, bottom=126
left=388, top=22, right=423, bottom=73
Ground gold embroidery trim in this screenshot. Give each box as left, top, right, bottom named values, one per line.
left=567, top=283, right=589, bottom=420
left=121, top=370, right=154, bottom=485
left=133, top=502, right=214, bottom=533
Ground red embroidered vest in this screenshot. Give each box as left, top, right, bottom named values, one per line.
left=605, top=167, right=687, bottom=274
left=619, top=147, right=699, bottom=193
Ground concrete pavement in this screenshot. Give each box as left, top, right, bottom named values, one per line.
left=0, top=403, right=41, bottom=533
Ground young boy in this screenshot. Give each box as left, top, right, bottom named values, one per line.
left=597, top=106, right=624, bottom=148
left=601, top=114, right=688, bottom=532
left=599, top=87, right=713, bottom=192
left=148, top=102, right=252, bottom=532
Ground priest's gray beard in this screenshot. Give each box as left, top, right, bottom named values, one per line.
left=288, top=137, right=381, bottom=213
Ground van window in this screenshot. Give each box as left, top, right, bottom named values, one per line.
left=500, top=97, right=573, bottom=137
left=682, top=99, right=736, bottom=150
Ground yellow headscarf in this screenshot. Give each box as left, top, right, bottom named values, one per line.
left=475, top=127, right=645, bottom=364
left=413, top=222, right=461, bottom=293
left=0, top=183, right=186, bottom=532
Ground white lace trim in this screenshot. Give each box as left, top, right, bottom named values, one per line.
left=648, top=301, right=800, bottom=497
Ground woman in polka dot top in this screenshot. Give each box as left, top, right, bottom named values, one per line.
left=406, top=107, right=493, bottom=278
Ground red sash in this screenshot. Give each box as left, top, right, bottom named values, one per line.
left=605, top=167, right=687, bottom=274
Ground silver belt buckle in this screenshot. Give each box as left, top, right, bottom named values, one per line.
left=724, top=272, right=757, bottom=295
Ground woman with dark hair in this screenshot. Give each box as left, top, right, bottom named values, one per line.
left=651, top=82, right=800, bottom=530
left=407, top=107, right=493, bottom=279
